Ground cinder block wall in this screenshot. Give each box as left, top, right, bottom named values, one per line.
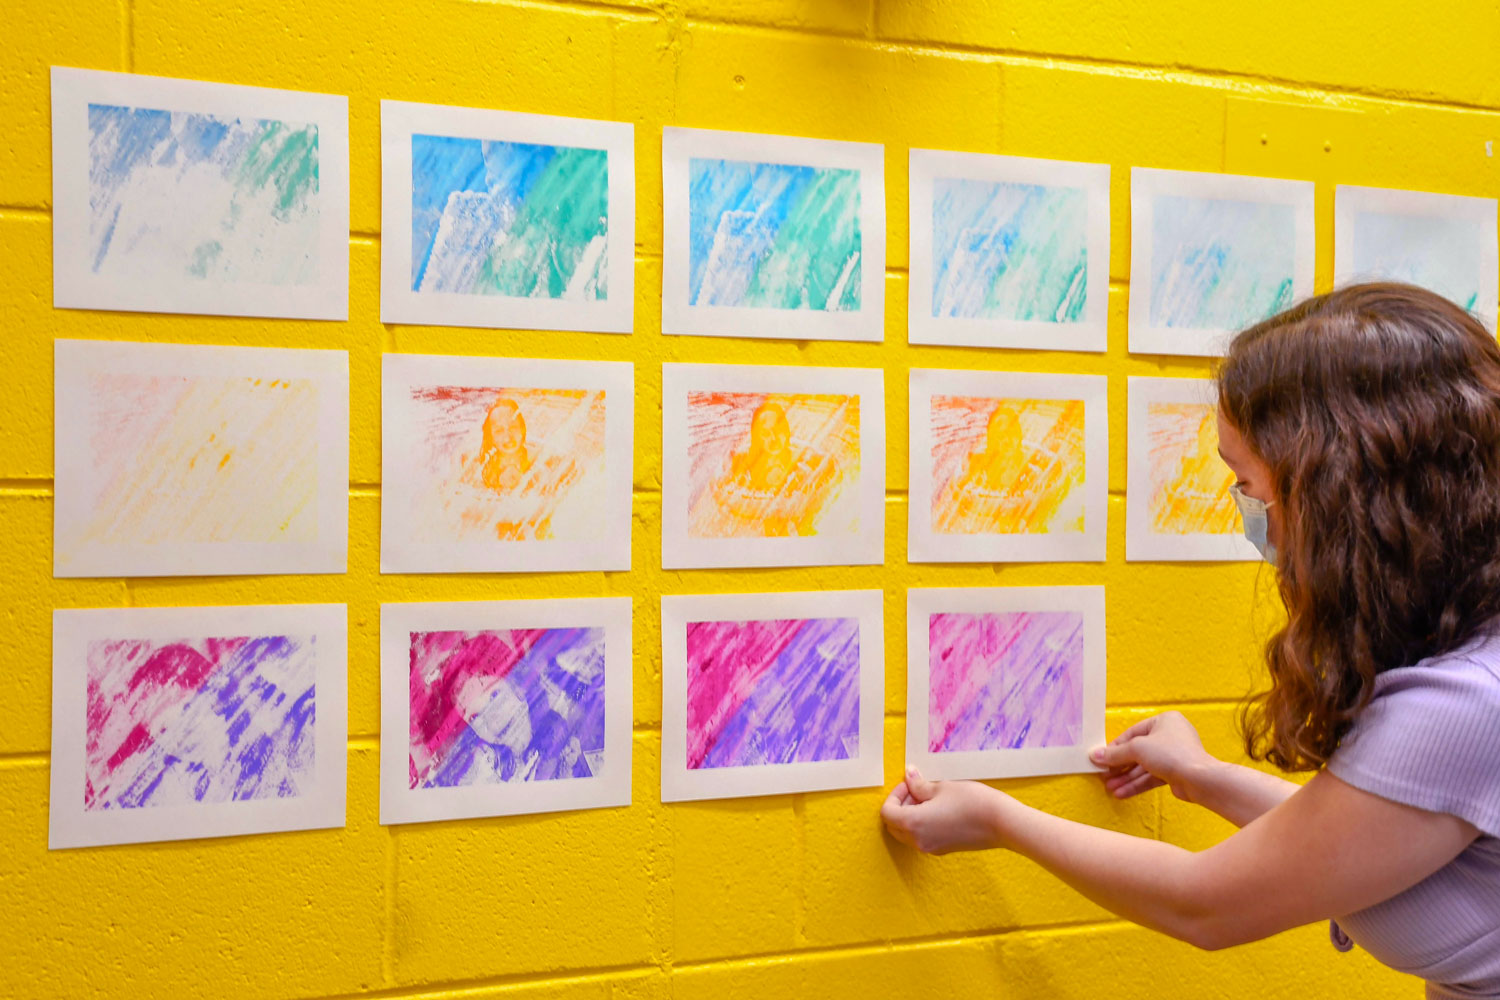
left=7, top=1, right=1493, bottom=996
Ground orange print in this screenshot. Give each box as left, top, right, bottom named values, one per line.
left=1147, top=402, right=1238, bottom=535
left=931, top=396, right=1086, bottom=536
left=411, top=386, right=607, bottom=544
left=687, top=392, right=858, bottom=539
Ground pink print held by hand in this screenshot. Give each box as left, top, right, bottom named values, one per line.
left=906, top=586, right=1106, bottom=780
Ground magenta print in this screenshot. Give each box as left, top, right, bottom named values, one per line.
left=928, top=611, right=1083, bottom=752
left=85, top=635, right=317, bottom=809
left=685, top=616, right=860, bottom=769
left=408, top=627, right=605, bottom=788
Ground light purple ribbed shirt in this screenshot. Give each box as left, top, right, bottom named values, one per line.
left=1325, top=630, right=1500, bottom=999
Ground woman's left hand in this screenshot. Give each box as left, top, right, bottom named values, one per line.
left=879, top=766, right=1009, bottom=855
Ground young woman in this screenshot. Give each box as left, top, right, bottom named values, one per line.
left=881, top=284, right=1500, bottom=998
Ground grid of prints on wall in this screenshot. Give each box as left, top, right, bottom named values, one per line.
left=44, top=60, right=1500, bottom=846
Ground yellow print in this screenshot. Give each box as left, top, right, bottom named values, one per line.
left=686, top=392, right=859, bottom=538
left=1147, top=402, right=1239, bottom=535
left=930, top=396, right=1087, bottom=536
left=83, top=373, right=319, bottom=545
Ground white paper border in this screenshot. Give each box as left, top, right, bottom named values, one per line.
left=380, top=100, right=635, bottom=333
left=50, top=603, right=348, bottom=849
left=54, top=338, right=350, bottom=578
left=909, top=150, right=1109, bottom=352
left=51, top=66, right=349, bottom=320
left=908, top=369, right=1108, bottom=563
left=1125, top=375, right=1259, bottom=562
left=379, top=597, right=633, bottom=825
left=660, top=363, right=885, bottom=569
left=1128, top=168, right=1314, bottom=357
left=660, top=590, right=885, bottom=802
left=380, top=353, right=634, bottom=574
left=662, top=127, right=886, bottom=342
left=1333, top=184, right=1499, bottom=329
left=906, top=586, right=1106, bottom=780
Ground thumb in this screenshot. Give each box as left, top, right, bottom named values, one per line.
left=905, top=764, right=937, bottom=802
left=1088, top=741, right=1133, bottom=769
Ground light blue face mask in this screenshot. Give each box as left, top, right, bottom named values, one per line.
left=1228, top=483, right=1277, bottom=566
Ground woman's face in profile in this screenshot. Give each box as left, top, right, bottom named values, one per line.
left=1216, top=410, right=1281, bottom=550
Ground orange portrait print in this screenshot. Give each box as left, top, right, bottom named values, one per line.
left=686, top=392, right=859, bottom=539
left=930, top=396, right=1087, bottom=536
left=1146, top=402, right=1239, bottom=535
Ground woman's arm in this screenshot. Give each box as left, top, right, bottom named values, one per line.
left=1091, top=711, right=1299, bottom=827
left=880, top=768, right=1478, bottom=950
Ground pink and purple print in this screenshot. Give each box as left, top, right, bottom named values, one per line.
left=685, top=616, right=860, bottom=770
left=85, top=635, right=317, bottom=810
left=408, top=627, right=605, bottom=788
left=928, top=612, right=1083, bottom=753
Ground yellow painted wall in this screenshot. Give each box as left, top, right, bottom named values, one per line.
left=3, top=0, right=1497, bottom=996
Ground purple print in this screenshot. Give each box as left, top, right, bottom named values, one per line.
left=685, top=616, right=860, bottom=769
left=928, top=611, right=1083, bottom=752
left=409, top=627, right=605, bottom=788
left=85, top=635, right=316, bottom=809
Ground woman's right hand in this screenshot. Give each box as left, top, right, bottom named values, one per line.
left=1089, top=711, right=1219, bottom=803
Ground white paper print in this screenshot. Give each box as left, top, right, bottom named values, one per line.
left=1334, top=184, right=1498, bottom=328
left=381, top=353, right=634, bottom=574
left=906, top=586, right=1106, bottom=780
left=54, top=338, right=350, bottom=578
left=51, top=66, right=349, bottom=320
left=909, top=149, right=1110, bottom=352
left=660, top=363, right=885, bottom=569
left=662, top=127, right=886, bottom=342
left=380, top=597, right=633, bottom=825
left=50, top=603, right=348, bottom=849
left=909, top=369, right=1108, bottom=563
left=1129, top=168, right=1314, bottom=357
left=380, top=100, right=635, bottom=333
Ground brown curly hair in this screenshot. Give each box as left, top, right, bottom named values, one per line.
left=1217, top=282, right=1500, bottom=771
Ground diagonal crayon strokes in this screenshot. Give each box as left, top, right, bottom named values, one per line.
left=927, top=612, right=1083, bottom=753
left=1148, top=195, right=1295, bottom=330
left=688, top=157, right=862, bottom=311
left=408, top=627, right=606, bottom=788
left=930, top=395, right=1087, bottom=536
left=685, top=616, right=861, bottom=770
left=79, top=373, right=320, bottom=548
left=84, top=634, right=317, bottom=809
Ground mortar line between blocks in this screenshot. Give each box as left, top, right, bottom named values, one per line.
left=120, top=0, right=133, bottom=72
left=679, top=16, right=1500, bottom=116
left=317, top=961, right=660, bottom=1000
left=0, top=205, right=50, bottom=219
left=670, top=916, right=1131, bottom=971
left=792, top=793, right=808, bottom=946
left=0, top=752, right=48, bottom=769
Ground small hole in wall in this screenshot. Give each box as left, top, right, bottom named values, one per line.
left=734, top=74, right=745, bottom=86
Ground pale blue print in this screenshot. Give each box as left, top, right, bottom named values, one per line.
left=1149, top=195, right=1296, bottom=329
left=1351, top=212, right=1487, bottom=312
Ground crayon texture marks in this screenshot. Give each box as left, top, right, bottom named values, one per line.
left=685, top=617, right=860, bottom=769
left=686, top=392, right=859, bottom=539
left=1147, top=402, right=1238, bottom=535
left=932, top=180, right=1087, bottom=322
left=88, top=104, right=319, bottom=284
left=931, top=395, right=1086, bottom=536
left=688, top=158, right=861, bottom=311
left=78, top=374, right=318, bottom=547
left=85, top=635, right=316, bottom=809
left=928, top=612, right=1083, bottom=752
left=408, top=628, right=605, bottom=788
left=411, top=136, right=608, bottom=299
left=1350, top=211, right=1487, bottom=312
left=406, top=386, right=608, bottom=543
left=1149, top=196, right=1295, bottom=329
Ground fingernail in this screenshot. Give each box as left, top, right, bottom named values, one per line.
left=1088, top=747, right=1104, bottom=762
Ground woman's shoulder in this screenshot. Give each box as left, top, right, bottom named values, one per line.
left=1329, top=627, right=1500, bottom=837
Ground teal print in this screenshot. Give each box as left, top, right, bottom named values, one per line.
left=1148, top=196, right=1295, bottom=329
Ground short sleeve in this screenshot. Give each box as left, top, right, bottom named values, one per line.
left=1327, top=648, right=1500, bottom=838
